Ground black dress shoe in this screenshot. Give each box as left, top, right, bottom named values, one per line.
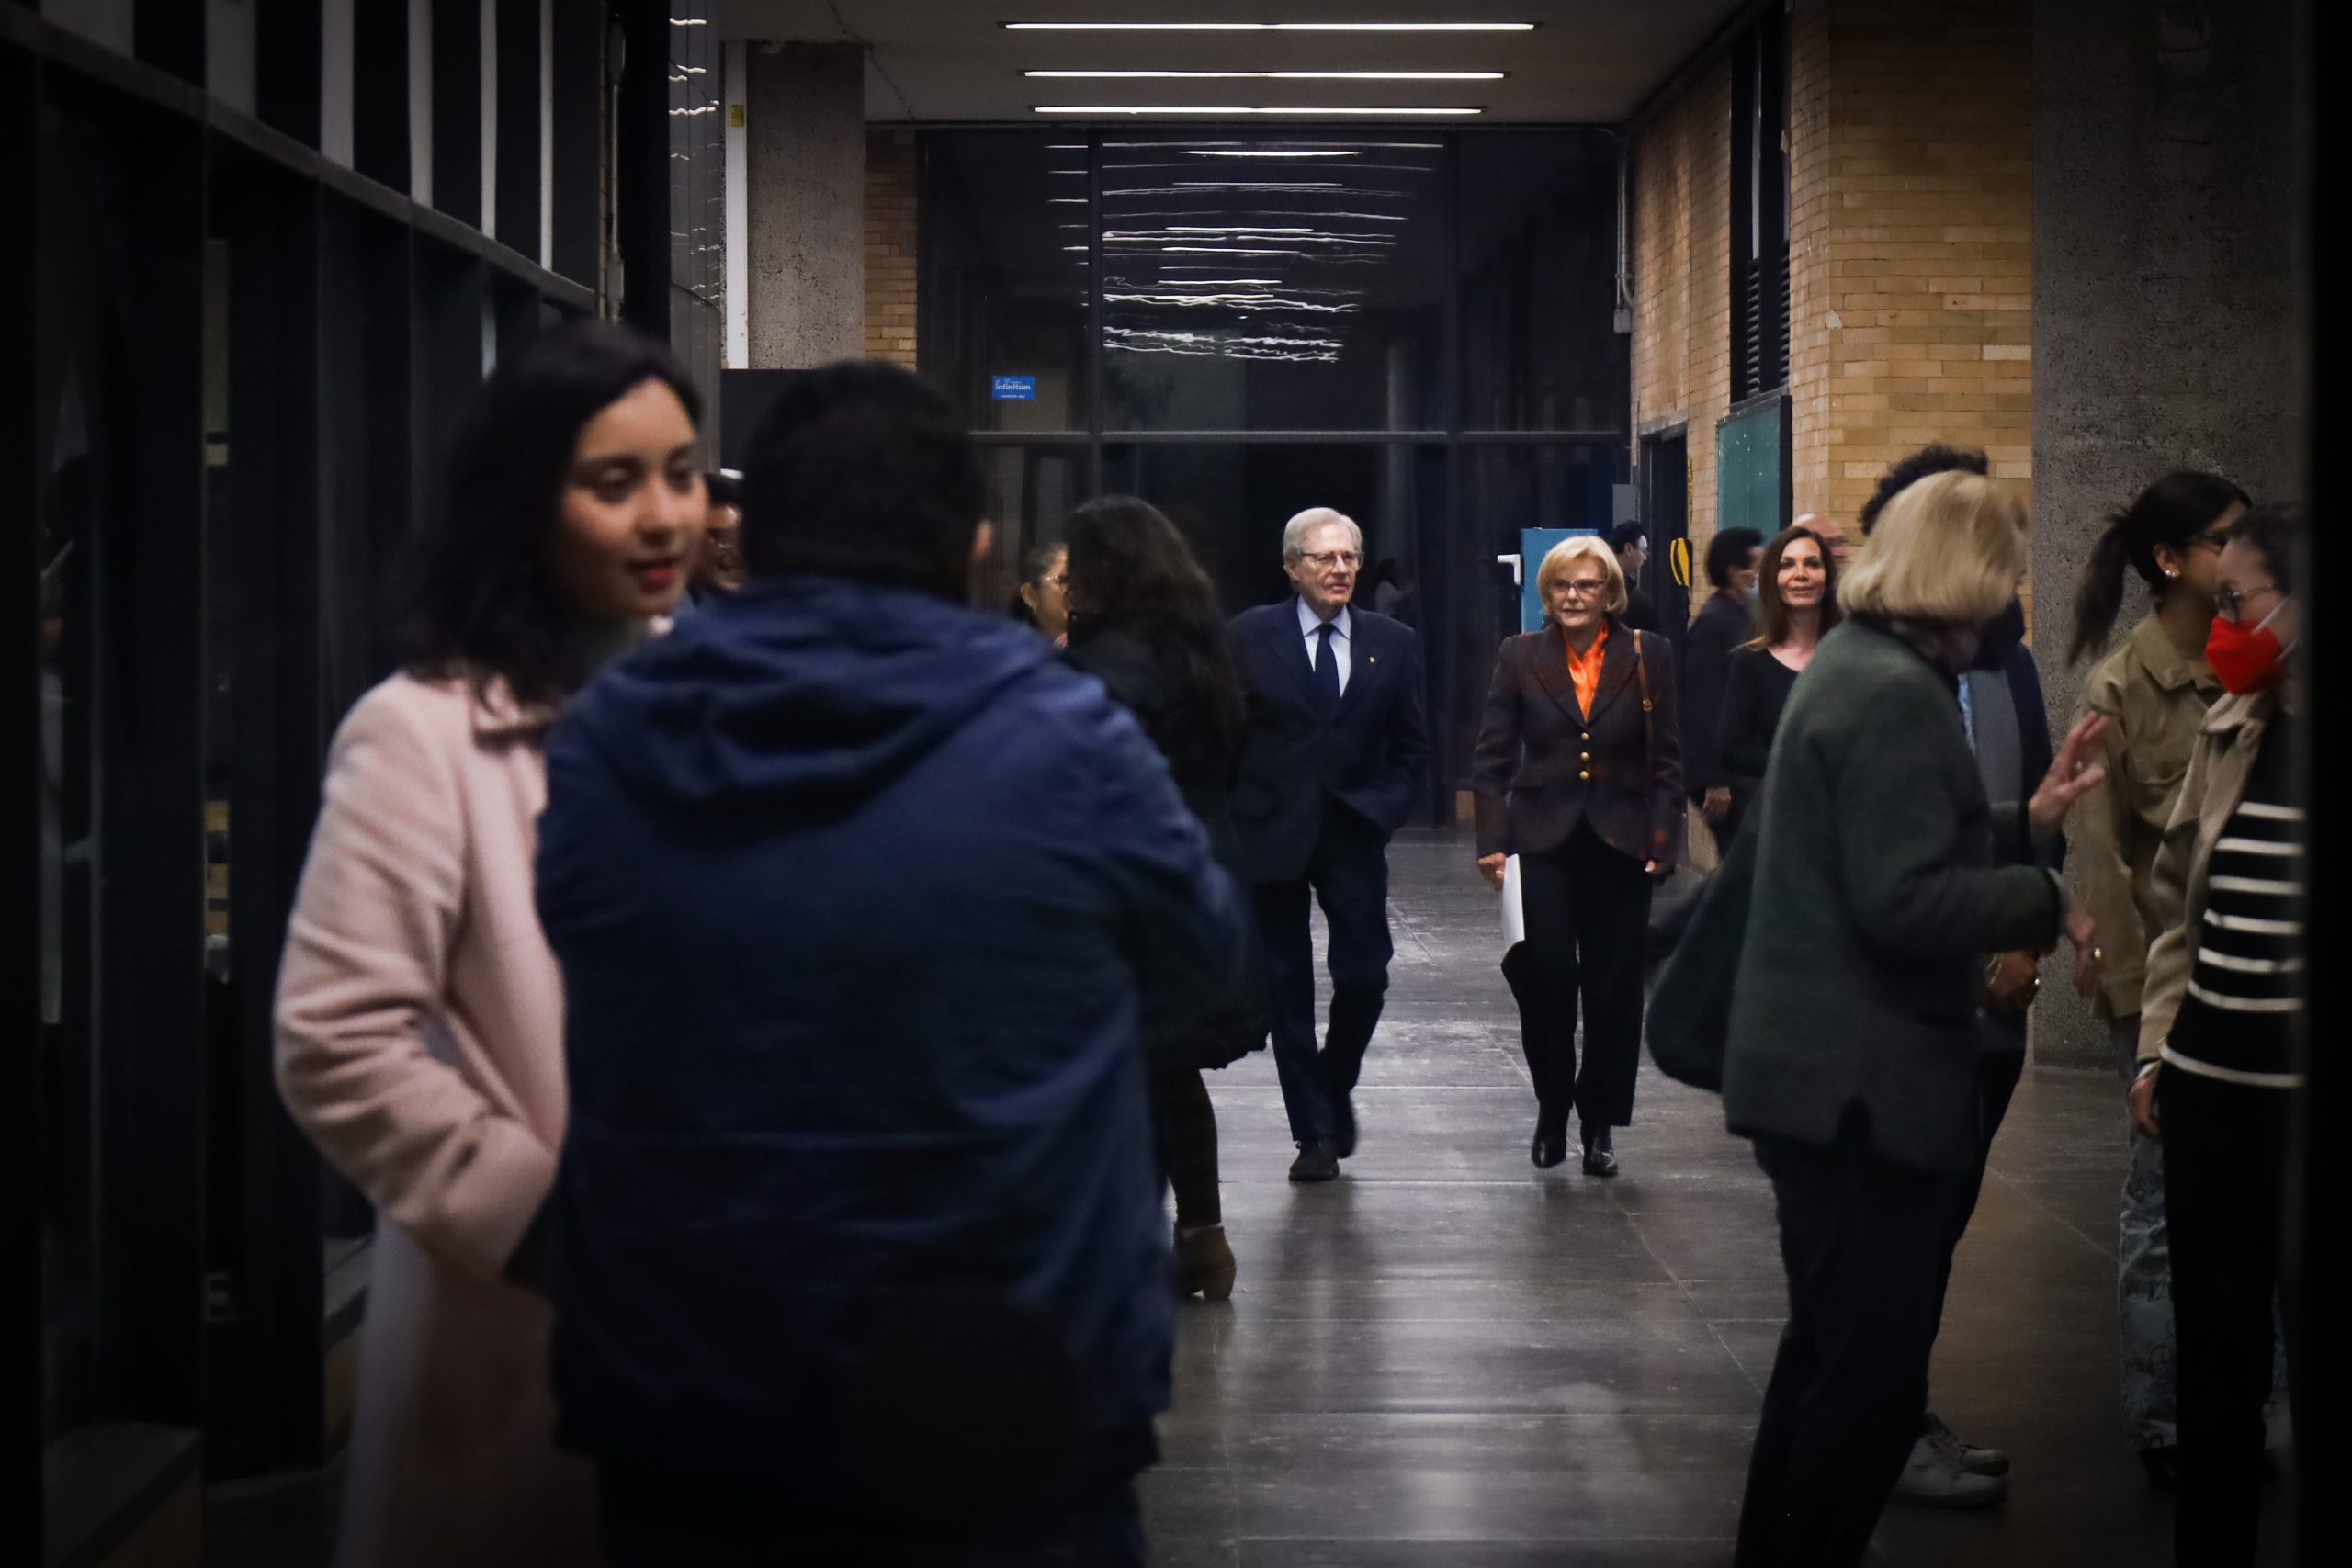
left=1288, top=1139, right=1340, bottom=1182
left=1580, top=1123, right=1619, bottom=1178
left=2139, top=1446, right=2178, bottom=1490
left=1530, top=1130, right=1568, bottom=1169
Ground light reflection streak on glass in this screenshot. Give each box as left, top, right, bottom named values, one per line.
left=1105, top=292, right=1361, bottom=312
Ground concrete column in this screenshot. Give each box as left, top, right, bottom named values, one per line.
left=2030, top=0, right=2301, bottom=1065
left=745, top=41, right=865, bottom=367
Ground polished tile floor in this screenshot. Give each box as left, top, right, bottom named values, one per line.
left=1139, top=829, right=2284, bottom=1567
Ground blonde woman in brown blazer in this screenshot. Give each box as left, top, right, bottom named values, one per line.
left=276, top=325, right=706, bottom=1568
left=1472, top=535, right=1684, bottom=1175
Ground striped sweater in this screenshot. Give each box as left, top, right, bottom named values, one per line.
left=2163, top=713, right=2303, bottom=1086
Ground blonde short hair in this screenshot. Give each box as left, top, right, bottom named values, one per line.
left=1534, top=535, right=1627, bottom=616
left=1838, top=471, right=2026, bottom=625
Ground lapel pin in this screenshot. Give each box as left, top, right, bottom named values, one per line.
left=1368, top=655, right=1377, bottom=666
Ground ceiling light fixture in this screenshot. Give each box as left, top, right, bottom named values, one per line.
left=1024, top=70, right=1503, bottom=80
left=1005, top=21, right=1535, bottom=32
left=1037, top=105, right=1480, bottom=117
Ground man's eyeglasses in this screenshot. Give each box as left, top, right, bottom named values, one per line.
left=1552, top=578, right=1611, bottom=600
left=1300, top=550, right=1362, bottom=571
left=2214, top=581, right=2279, bottom=624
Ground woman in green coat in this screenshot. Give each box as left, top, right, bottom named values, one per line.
left=1723, top=471, right=2109, bottom=1568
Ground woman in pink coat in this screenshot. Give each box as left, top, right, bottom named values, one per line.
left=275, top=323, right=707, bottom=1568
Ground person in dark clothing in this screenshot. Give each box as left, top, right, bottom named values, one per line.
left=1857, top=444, right=2064, bottom=1504
left=1682, top=526, right=1765, bottom=851
left=2129, top=504, right=2305, bottom=1568
left=1010, top=539, right=1071, bottom=645
left=1723, top=471, right=2109, bottom=1568
left=676, top=467, right=743, bottom=614
left=1610, top=521, right=1661, bottom=634
left=1717, top=525, right=1838, bottom=847
left=1229, top=507, right=1430, bottom=1183
left=537, top=363, right=1246, bottom=1567
left=1063, top=495, right=1266, bottom=1302
left=1471, top=535, right=1683, bottom=1176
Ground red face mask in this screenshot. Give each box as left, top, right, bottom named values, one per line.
left=2206, top=604, right=2290, bottom=696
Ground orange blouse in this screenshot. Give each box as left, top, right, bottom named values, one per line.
left=1566, top=623, right=1610, bottom=717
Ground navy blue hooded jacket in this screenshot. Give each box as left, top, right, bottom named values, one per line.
left=536, top=577, right=1245, bottom=1493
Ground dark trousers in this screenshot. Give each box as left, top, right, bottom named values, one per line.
left=1150, top=1066, right=1221, bottom=1227
left=1514, top=822, right=1653, bottom=1132
left=1253, top=801, right=1392, bottom=1145
left=599, top=1473, right=1145, bottom=1568
left=1933, top=1028, right=2027, bottom=1335
left=2160, top=1067, right=2300, bottom=1567
left=1736, top=1135, right=1961, bottom=1568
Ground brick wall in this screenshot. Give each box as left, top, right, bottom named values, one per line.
left=1630, top=60, right=1734, bottom=625
left=1788, top=0, right=2035, bottom=613
left=865, top=129, right=917, bottom=367
left=1634, top=0, right=2035, bottom=626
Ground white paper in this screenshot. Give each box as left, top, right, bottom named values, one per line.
left=1500, top=852, right=1526, bottom=953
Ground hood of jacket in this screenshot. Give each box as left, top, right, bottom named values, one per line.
left=563, top=575, right=1057, bottom=818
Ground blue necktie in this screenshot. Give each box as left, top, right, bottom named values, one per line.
left=1313, top=622, right=1341, bottom=708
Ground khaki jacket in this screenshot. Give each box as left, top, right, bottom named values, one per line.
left=2071, top=616, right=2219, bottom=1017
left=2135, top=687, right=2278, bottom=1068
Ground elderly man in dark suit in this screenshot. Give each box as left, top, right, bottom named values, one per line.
left=1229, top=508, right=1430, bottom=1182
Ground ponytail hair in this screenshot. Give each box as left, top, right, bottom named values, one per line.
left=2066, top=469, right=2248, bottom=664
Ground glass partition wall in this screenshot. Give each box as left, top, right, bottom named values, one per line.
left=921, top=128, right=1632, bottom=817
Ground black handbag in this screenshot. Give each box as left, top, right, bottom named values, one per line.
left=1644, top=810, right=1758, bottom=1093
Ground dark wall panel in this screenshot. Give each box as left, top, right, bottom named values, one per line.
left=430, top=0, right=483, bottom=228
left=494, top=0, right=541, bottom=256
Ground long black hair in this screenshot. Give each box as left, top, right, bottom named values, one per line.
left=1063, top=495, right=1245, bottom=754
left=393, top=321, right=702, bottom=708
left=2066, top=469, right=2248, bottom=663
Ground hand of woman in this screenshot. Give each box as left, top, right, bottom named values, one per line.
left=2029, top=713, right=2111, bottom=840
left=1982, top=951, right=2040, bottom=1018
left=1478, top=852, right=1508, bottom=889
left=2063, top=893, right=2101, bottom=998
left=1702, top=786, right=1732, bottom=823
left=2128, top=1066, right=2160, bottom=1141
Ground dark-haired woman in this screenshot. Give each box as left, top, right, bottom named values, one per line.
left=1717, top=525, right=1838, bottom=849
left=2065, top=469, right=2245, bottom=1485
left=2128, top=504, right=2304, bottom=1567
left=1065, top=496, right=1262, bottom=1300
left=1012, top=540, right=1070, bottom=646
left=276, top=323, right=706, bottom=1568
left=1683, top=525, right=1765, bottom=855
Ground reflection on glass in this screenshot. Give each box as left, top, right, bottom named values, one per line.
left=1459, top=131, right=1626, bottom=432
left=922, top=135, right=1092, bottom=432
left=981, top=446, right=1088, bottom=615
left=1099, top=137, right=1446, bottom=431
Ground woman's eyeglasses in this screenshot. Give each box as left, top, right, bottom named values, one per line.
left=2213, top=581, right=2278, bottom=623
left=1551, top=578, right=1611, bottom=600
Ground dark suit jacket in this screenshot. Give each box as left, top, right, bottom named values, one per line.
left=1227, top=602, right=1430, bottom=884
left=1470, top=618, right=1686, bottom=868
left=1680, top=591, right=1756, bottom=796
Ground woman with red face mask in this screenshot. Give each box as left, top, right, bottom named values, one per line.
left=2126, top=502, right=2303, bottom=1568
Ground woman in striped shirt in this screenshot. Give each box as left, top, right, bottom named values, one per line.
left=2128, top=502, right=2303, bottom=1568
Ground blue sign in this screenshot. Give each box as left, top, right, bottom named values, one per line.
left=991, top=375, right=1036, bottom=401
left=1519, top=526, right=1600, bottom=634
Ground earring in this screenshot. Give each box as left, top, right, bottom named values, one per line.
left=2164, top=568, right=2179, bottom=579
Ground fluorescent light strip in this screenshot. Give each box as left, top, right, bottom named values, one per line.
left=1037, top=106, right=1480, bottom=117
left=1025, top=70, right=1502, bottom=80
left=1005, top=22, right=1534, bottom=32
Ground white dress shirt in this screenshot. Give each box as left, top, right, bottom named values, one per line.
left=1297, top=597, right=1353, bottom=695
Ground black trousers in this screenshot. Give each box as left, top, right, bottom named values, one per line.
left=1736, top=1134, right=1962, bottom=1568
left=1254, top=801, right=1392, bottom=1145
left=1150, top=1066, right=1221, bottom=1227
left=1514, top=822, right=1653, bottom=1131
left=1932, top=1026, right=2027, bottom=1337
left=599, top=1475, right=1145, bottom=1567
left=2159, top=1067, right=2301, bottom=1567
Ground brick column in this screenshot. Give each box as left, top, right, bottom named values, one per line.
left=865, top=130, right=917, bottom=369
